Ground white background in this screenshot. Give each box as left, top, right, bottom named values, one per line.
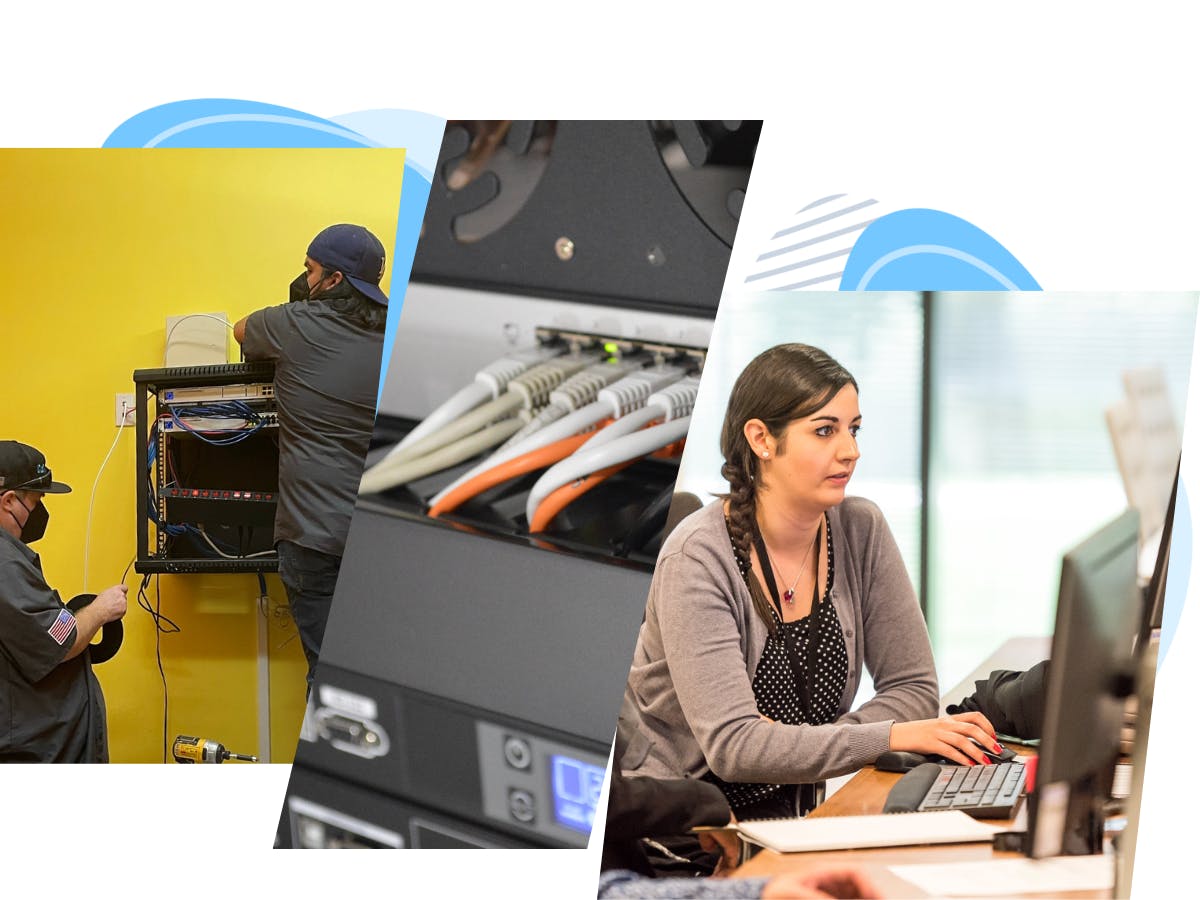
left=3, top=3, right=1198, bottom=897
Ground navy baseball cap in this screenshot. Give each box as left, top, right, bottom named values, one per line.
left=307, top=223, right=389, bottom=307
left=0, top=441, right=72, bottom=494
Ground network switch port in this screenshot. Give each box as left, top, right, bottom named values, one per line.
left=161, top=382, right=275, bottom=404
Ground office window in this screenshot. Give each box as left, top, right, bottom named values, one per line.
left=927, top=293, right=1196, bottom=684
left=676, top=291, right=924, bottom=584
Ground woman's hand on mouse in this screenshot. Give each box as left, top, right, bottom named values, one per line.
left=888, top=712, right=999, bottom=766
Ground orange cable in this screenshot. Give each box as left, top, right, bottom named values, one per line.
left=528, top=460, right=636, bottom=533
left=427, top=419, right=613, bottom=517
left=527, top=437, right=686, bottom=533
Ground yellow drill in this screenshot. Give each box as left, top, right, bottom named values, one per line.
left=171, top=734, right=258, bottom=764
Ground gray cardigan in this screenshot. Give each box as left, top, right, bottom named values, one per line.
left=622, top=496, right=939, bottom=785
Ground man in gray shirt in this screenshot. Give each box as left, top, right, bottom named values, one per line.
left=1, top=441, right=127, bottom=762
left=235, top=224, right=389, bottom=689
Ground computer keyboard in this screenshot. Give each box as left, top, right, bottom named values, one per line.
left=883, top=761, right=1026, bottom=818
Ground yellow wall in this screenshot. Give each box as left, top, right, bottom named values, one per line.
left=0, top=149, right=406, bottom=763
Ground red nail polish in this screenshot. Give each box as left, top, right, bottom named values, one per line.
left=994, top=743, right=1002, bottom=753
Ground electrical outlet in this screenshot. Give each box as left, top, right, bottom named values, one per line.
left=115, top=393, right=135, bottom=427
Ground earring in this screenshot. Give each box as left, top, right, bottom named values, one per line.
left=761, top=451, right=769, bottom=459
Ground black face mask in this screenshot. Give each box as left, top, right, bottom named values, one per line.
left=9, top=495, right=49, bottom=544
left=289, top=272, right=313, bottom=303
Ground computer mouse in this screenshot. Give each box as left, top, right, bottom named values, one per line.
left=982, top=742, right=1018, bottom=763
left=874, top=751, right=930, bottom=772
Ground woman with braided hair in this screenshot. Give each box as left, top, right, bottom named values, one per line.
left=621, top=343, right=1000, bottom=824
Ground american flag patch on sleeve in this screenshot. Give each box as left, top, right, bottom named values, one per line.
left=48, top=608, right=76, bottom=645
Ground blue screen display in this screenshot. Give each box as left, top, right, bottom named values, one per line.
left=550, top=754, right=606, bottom=834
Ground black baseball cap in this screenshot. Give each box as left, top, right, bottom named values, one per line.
left=0, top=441, right=72, bottom=494
left=307, top=223, right=389, bottom=307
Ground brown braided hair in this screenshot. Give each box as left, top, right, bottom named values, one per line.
left=720, top=344, right=858, bottom=634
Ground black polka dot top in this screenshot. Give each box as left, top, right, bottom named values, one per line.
left=707, top=512, right=849, bottom=817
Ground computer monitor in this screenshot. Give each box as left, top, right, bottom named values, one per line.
left=1028, top=507, right=1140, bottom=858
left=1138, top=459, right=1178, bottom=650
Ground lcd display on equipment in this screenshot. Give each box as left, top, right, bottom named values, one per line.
left=551, top=754, right=605, bottom=834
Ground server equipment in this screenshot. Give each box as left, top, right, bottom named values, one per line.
left=134, top=362, right=280, bottom=574
left=283, top=120, right=760, bottom=848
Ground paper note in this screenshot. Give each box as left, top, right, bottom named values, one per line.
left=889, top=854, right=1114, bottom=896
left=735, top=810, right=999, bottom=853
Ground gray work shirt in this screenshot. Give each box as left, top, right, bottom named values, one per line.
left=0, top=530, right=108, bottom=763
left=242, top=299, right=384, bottom=557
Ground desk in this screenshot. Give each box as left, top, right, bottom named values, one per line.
left=731, top=637, right=1110, bottom=898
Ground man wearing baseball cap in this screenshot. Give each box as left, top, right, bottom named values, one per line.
left=235, top=224, right=389, bottom=690
left=1, top=441, right=128, bottom=762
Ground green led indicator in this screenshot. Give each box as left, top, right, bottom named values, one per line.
left=604, top=342, right=619, bottom=354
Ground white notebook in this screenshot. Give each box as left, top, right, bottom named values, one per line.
left=735, top=810, right=1001, bottom=853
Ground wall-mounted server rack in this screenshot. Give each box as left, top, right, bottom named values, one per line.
left=134, top=362, right=280, bottom=574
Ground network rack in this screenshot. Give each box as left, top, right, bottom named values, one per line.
left=363, top=328, right=706, bottom=567
left=134, top=363, right=280, bottom=574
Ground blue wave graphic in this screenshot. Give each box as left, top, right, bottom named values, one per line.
left=103, top=99, right=379, bottom=148
left=104, top=99, right=445, bottom=397
left=840, top=208, right=1040, bottom=291
left=1158, top=479, right=1190, bottom=666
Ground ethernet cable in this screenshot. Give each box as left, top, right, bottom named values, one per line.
left=525, top=415, right=692, bottom=532
left=359, top=418, right=526, bottom=492
left=383, top=351, right=602, bottom=465
left=383, top=343, right=565, bottom=459
left=575, top=375, right=701, bottom=451
left=615, top=483, right=679, bottom=557
left=359, top=352, right=602, bottom=494
left=498, top=355, right=651, bottom=448
left=426, top=423, right=612, bottom=518
left=427, top=366, right=688, bottom=512
left=84, top=399, right=131, bottom=591
left=522, top=376, right=699, bottom=528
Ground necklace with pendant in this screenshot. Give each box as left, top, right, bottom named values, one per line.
left=762, top=522, right=822, bottom=605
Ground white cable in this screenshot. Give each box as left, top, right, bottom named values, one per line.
left=578, top=375, right=701, bottom=451
left=500, top=356, right=650, bottom=448
left=387, top=344, right=565, bottom=458
left=196, top=528, right=277, bottom=560
left=646, top=374, right=702, bottom=420
left=376, top=392, right=524, bottom=467
left=595, top=365, right=688, bottom=418
left=524, top=416, right=691, bottom=525
left=359, top=418, right=525, bottom=494
left=427, top=366, right=684, bottom=508
left=374, top=353, right=601, bottom=469
left=84, top=401, right=130, bottom=591
left=386, top=382, right=493, bottom=458
left=576, top=405, right=662, bottom=451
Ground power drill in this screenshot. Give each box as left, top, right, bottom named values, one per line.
left=172, top=734, right=258, bottom=764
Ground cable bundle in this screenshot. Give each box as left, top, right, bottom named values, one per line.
left=384, top=343, right=566, bottom=459
left=427, top=366, right=690, bottom=516
left=359, top=351, right=603, bottom=494
left=524, top=375, right=701, bottom=532
left=162, top=400, right=267, bottom=446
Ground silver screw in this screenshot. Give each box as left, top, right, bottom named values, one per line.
left=647, top=245, right=666, bottom=266
left=555, top=237, right=575, bottom=261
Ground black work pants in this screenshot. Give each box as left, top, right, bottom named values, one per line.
left=276, top=540, right=342, bottom=692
